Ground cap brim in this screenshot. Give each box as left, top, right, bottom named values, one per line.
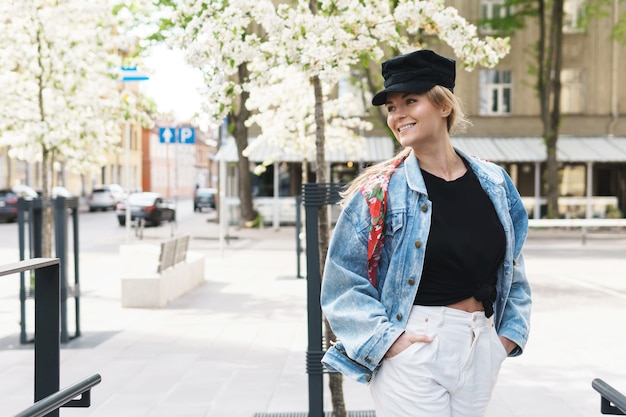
left=371, top=81, right=437, bottom=106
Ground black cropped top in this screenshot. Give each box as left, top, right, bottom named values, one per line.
left=413, top=158, right=505, bottom=317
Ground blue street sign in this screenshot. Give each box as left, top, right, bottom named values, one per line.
left=179, top=127, right=195, bottom=144
left=159, top=127, right=176, bottom=143
left=121, top=66, right=149, bottom=82
left=159, top=127, right=195, bottom=144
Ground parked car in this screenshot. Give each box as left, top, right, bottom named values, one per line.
left=193, top=187, right=217, bottom=212
left=116, top=192, right=176, bottom=227
left=88, top=184, right=125, bottom=212
left=0, top=185, right=38, bottom=222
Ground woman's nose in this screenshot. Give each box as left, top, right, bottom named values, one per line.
left=391, top=108, right=406, bottom=120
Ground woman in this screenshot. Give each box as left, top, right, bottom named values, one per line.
left=320, top=49, right=531, bottom=417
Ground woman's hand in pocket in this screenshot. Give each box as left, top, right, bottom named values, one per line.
left=385, top=332, right=432, bottom=359
left=499, top=336, right=517, bottom=355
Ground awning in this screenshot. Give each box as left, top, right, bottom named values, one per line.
left=215, top=136, right=396, bottom=163
left=451, top=136, right=626, bottom=163
left=216, top=135, right=626, bottom=164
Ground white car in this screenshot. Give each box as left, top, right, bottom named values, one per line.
left=88, top=184, right=126, bottom=212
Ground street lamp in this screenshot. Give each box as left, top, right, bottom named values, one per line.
left=120, top=66, right=149, bottom=243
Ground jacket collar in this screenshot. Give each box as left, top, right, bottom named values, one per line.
left=403, top=147, right=504, bottom=193
left=404, top=150, right=428, bottom=194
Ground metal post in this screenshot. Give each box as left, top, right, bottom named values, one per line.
left=303, top=184, right=324, bottom=417
left=53, top=198, right=69, bottom=343
left=174, top=125, right=179, bottom=230
left=586, top=161, right=593, bottom=219
left=120, top=67, right=149, bottom=243
left=273, top=161, right=280, bottom=229
left=125, top=116, right=131, bottom=244
left=533, top=162, right=541, bottom=219
left=34, top=260, right=60, bottom=416
left=72, top=202, right=81, bottom=338
left=302, top=182, right=344, bottom=417
left=295, top=195, right=303, bottom=279
left=31, top=200, right=43, bottom=258
left=18, top=199, right=28, bottom=344
left=218, top=118, right=228, bottom=256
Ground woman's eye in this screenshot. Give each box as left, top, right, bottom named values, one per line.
left=386, top=105, right=395, bottom=112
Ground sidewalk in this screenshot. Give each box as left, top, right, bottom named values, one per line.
left=0, top=221, right=625, bottom=416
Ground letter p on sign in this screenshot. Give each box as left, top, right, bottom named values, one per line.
left=179, top=127, right=195, bottom=144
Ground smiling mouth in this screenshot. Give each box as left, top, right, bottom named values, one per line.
left=398, top=123, right=415, bottom=133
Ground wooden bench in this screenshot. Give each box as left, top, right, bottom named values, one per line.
left=157, top=235, right=189, bottom=273
left=120, top=235, right=205, bottom=308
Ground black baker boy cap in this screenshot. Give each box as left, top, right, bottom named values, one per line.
left=372, top=49, right=456, bottom=106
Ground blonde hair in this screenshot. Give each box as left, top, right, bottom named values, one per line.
left=340, top=86, right=470, bottom=205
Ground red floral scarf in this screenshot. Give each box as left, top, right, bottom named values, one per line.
left=359, top=154, right=408, bottom=287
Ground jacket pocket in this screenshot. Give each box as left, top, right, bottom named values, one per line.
left=384, top=211, right=405, bottom=237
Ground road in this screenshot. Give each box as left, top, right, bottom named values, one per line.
left=0, top=198, right=216, bottom=254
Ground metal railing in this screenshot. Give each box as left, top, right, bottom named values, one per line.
left=0, top=258, right=100, bottom=417
left=592, top=378, right=626, bottom=415
left=14, top=374, right=101, bottom=417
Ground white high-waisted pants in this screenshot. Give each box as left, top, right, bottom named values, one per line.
left=369, top=305, right=508, bottom=417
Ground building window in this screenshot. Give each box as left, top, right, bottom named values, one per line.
left=560, top=164, right=586, bottom=197
left=564, top=0, right=585, bottom=33
left=480, top=0, right=513, bottom=34
left=560, top=68, right=585, bottom=114
left=479, top=70, right=512, bottom=115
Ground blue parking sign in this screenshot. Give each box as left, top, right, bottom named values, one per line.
left=179, top=127, right=195, bottom=144
left=159, top=127, right=195, bottom=144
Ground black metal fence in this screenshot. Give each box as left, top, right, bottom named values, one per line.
left=0, top=258, right=99, bottom=417
left=17, top=197, right=81, bottom=344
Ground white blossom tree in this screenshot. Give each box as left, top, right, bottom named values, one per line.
left=174, top=0, right=509, bottom=214
left=0, top=0, right=151, bottom=257
left=244, top=65, right=372, bottom=175
left=170, top=0, right=510, bottom=414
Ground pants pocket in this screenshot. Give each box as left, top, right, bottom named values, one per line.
left=489, top=327, right=508, bottom=362
left=385, top=309, right=438, bottom=363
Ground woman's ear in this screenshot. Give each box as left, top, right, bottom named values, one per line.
left=441, top=105, right=452, bottom=118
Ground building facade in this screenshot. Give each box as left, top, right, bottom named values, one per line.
left=0, top=119, right=143, bottom=198
left=444, top=0, right=626, bottom=218
left=141, top=125, right=217, bottom=200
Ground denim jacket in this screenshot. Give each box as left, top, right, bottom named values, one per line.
left=320, top=148, right=531, bottom=384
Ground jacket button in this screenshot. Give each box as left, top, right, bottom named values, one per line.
left=408, top=278, right=415, bottom=285
left=365, top=375, right=371, bottom=382
left=365, top=357, right=372, bottom=363
left=396, top=313, right=403, bottom=321
left=414, top=240, right=422, bottom=248
left=421, top=204, right=428, bottom=212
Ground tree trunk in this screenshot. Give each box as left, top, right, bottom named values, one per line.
left=307, top=2, right=345, bottom=416
left=313, top=71, right=345, bottom=417
left=312, top=72, right=346, bottom=416
left=537, top=0, right=564, bottom=218
left=231, top=63, right=256, bottom=224
left=547, top=0, right=564, bottom=218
